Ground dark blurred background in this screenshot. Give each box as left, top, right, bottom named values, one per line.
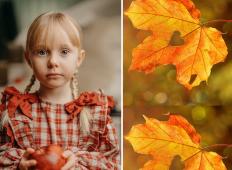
left=0, top=0, right=84, bottom=62
left=124, top=0, right=232, bottom=169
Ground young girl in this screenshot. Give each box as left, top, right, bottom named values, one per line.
left=0, top=12, right=119, bottom=169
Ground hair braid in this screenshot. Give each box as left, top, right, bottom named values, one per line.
left=24, top=74, right=36, bottom=94
left=71, top=69, right=91, bottom=134
left=71, top=69, right=79, bottom=99
left=1, top=75, right=36, bottom=129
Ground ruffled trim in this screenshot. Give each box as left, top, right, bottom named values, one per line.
left=0, top=86, right=38, bottom=119
left=0, top=87, right=115, bottom=142
left=0, top=86, right=38, bottom=145
left=65, top=91, right=115, bottom=121
left=106, top=95, right=114, bottom=113
left=0, top=87, right=115, bottom=121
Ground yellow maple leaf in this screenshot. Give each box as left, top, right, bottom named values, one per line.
left=125, top=0, right=228, bottom=89
left=126, top=115, right=227, bottom=170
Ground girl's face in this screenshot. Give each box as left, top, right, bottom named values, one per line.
left=26, top=25, right=85, bottom=89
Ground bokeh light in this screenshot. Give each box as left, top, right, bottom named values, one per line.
left=191, top=106, right=206, bottom=122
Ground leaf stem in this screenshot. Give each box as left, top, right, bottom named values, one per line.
left=202, top=19, right=232, bottom=26
left=203, top=144, right=232, bottom=150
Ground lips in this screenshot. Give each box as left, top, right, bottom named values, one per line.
left=46, top=73, right=63, bottom=77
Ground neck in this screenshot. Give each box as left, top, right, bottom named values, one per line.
left=38, top=82, right=73, bottom=104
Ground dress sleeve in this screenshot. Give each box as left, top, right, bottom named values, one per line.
left=65, top=91, right=120, bottom=169
left=70, top=114, right=120, bottom=170
left=0, top=87, right=30, bottom=169
left=0, top=126, right=25, bottom=169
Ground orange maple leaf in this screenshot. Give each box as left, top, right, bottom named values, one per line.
left=167, top=114, right=201, bottom=144
left=173, top=0, right=200, bottom=19
left=126, top=115, right=227, bottom=170
left=125, top=0, right=228, bottom=89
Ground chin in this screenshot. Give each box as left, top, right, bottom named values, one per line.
left=41, top=81, right=69, bottom=89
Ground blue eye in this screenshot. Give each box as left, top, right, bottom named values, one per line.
left=37, top=49, right=47, bottom=56
left=61, top=49, right=70, bottom=55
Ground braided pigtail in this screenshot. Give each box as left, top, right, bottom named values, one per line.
left=1, top=75, right=36, bottom=129
left=24, top=74, right=36, bottom=94
left=0, top=110, right=8, bottom=130
left=71, top=69, right=79, bottom=99
left=71, top=69, right=91, bottom=134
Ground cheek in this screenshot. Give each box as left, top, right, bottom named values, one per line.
left=64, top=65, right=76, bottom=77
left=64, top=57, right=78, bottom=74
left=30, top=57, right=45, bottom=67
left=30, top=60, right=47, bottom=76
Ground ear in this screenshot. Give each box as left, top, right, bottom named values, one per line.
left=24, top=51, right=32, bottom=68
left=77, top=49, right=85, bottom=67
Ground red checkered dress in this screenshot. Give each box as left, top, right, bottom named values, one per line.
left=0, top=87, right=120, bottom=170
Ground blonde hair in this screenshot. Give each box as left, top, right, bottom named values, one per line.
left=26, top=12, right=83, bottom=53
left=71, top=69, right=91, bottom=134
left=22, top=12, right=91, bottom=133
left=0, top=110, right=9, bottom=131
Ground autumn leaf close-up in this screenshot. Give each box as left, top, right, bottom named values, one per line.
left=126, top=114, right=227, bottom=170
left=124, top=0, right=232, bottom=169
left=125, top=0, right=228, bottom=89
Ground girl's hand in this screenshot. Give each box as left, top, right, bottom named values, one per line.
left=18, top=148, right=37, bottom=170
left=61, top=150, right=76, bottom=170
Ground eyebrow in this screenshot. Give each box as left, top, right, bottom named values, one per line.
left=60, top=44, right=73, bottom=48
left=32, top=43, right=75, bottom=51
left=33, top=45, right=47, bottom=50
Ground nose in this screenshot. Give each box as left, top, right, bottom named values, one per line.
left=47, top=52, right=58, bottom=68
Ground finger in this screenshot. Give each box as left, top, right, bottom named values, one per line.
left=61, top=163, right=75, bottom=170
left=62, top=150, right=72, bottom=158
left=23, top=148, right=35, bottom=159
left=22, top=160, right=37, bottom=168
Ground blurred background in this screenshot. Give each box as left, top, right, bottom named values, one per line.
left=124, top=0, right=232, bottom=169
left=0, top=0, right=121, bottom=151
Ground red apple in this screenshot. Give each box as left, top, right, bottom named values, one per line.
left=30, top=145, right=66, bottom=170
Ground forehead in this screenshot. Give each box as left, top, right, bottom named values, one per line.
left=29, top=16, right=80, bottom=50
left=36, top=25, right=74, bottom=48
